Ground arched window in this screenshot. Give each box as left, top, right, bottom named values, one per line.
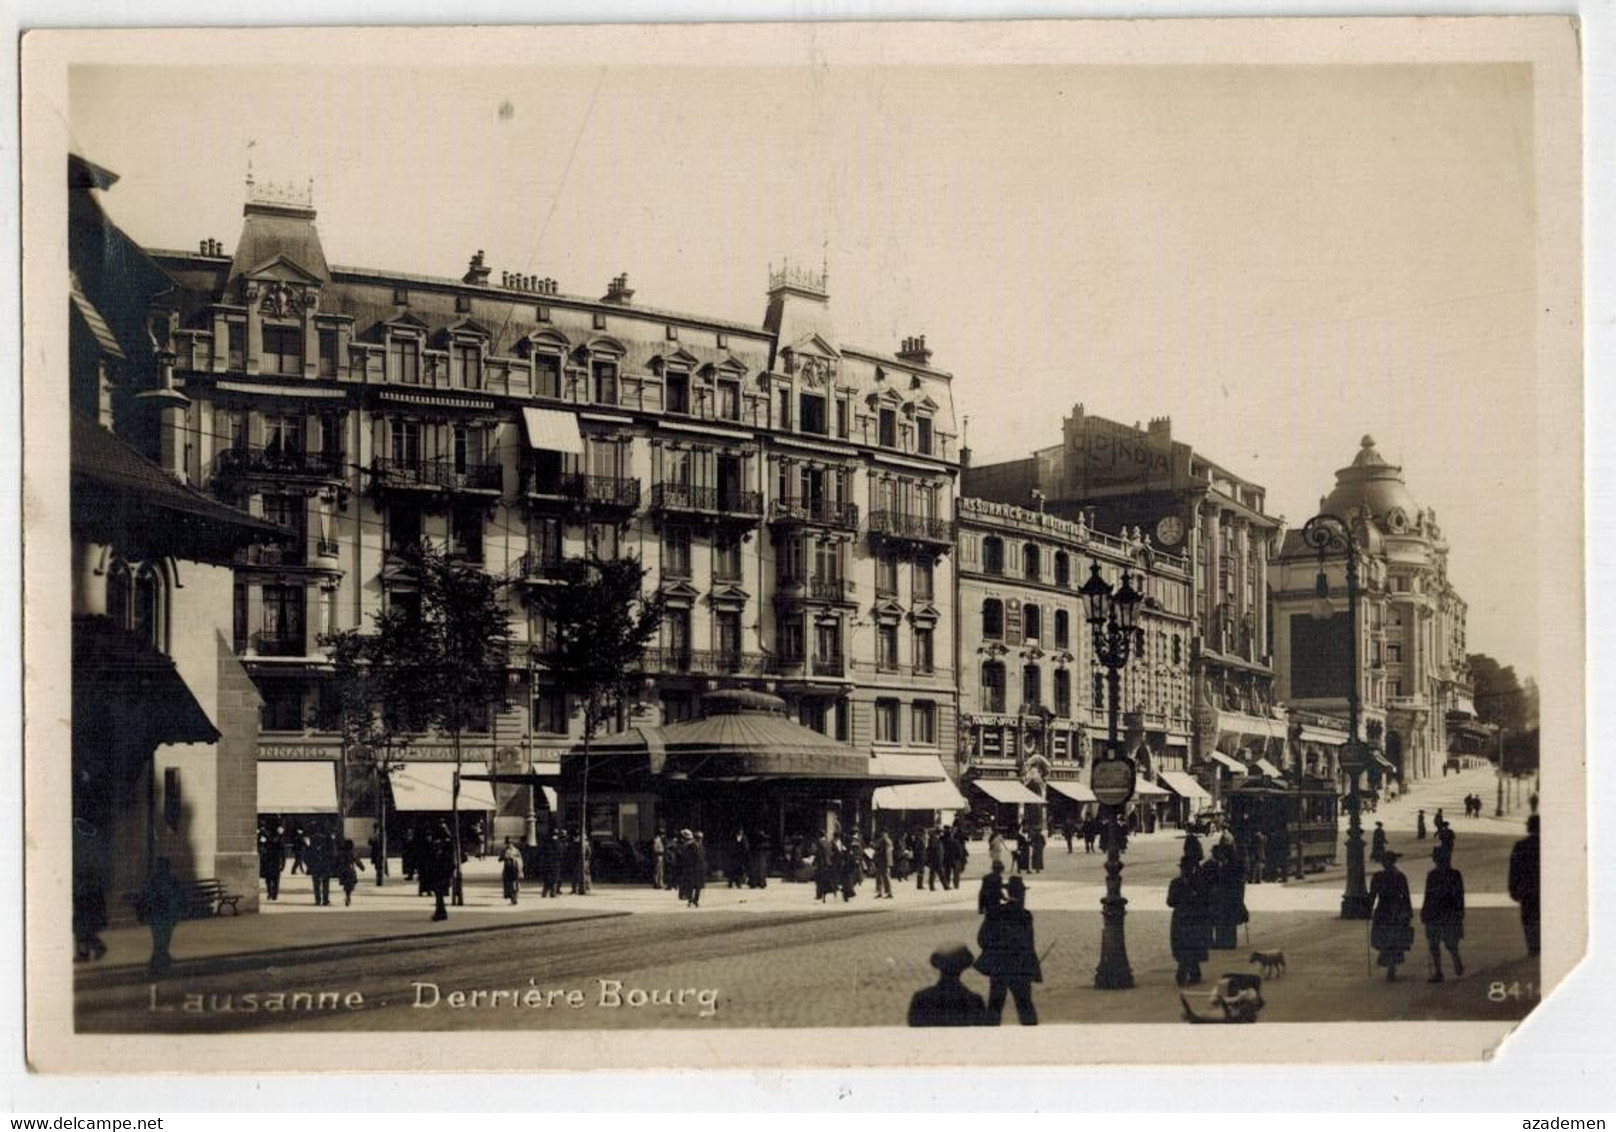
left=981, top=661, right=1006, bottom=713
left=982, top=537, right=1004, bottom=575
left=1054, top=669, right=1072, bottom=717
left=1054, top=551, right=1071, bottom=587
left=982, top=598, right=1004, bottom=640
left=1172, top=634, right=1182, bottom=666
left=1054, top=609, right=1071, bottom=649
left=105, top=559, right=132, bottom=631
left=134, top=565, right=164, bottom=650
left=1022, top=664, right=1042, bottom=707
left=1024, top=604, right=1042, bottom=643
left=1022, top=543, right=1041, bottom=580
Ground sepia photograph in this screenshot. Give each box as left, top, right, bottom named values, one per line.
left=18, top=17, right=1586, bottom=1078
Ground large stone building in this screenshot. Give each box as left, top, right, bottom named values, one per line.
left=137, top=180, right=961, bottom=848
left=963, top=407, right=1283, bottom=800
left=1272, top=436, right=1471, bottom=783
left=954, top=497, right=1196, bottom=831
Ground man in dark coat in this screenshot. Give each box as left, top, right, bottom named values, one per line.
left=951, top=827, right=970, bottom=889
left=1030, top=828, right=1046, bottom=874
left=925, top=827, right=946, bottom=891
left=140, top=858, right=185, bottom=977
left=369, top=824, right=387, bottom=885
left=1208, top=842, right=1248, bottom=949
left=1370, top=822, right=1387, bottom=864
left=907, top=944, right=989, bottom=1027
left=1167, top=856, right=1210, bottom=986
left=305, top=829, right=334, bottom=907
left=975, top=876, right=1041, bottom=1025
left=748, top=829, right=771, bottom=889
left=258, top=825, right=285, bottom=902
left=426, top=829, right=453, bottom=921
left=1416, top=810, right=1427, bottom=840
left=1508, top=815, right=1541, bottom=955
left=1420, top=846, right=1466, bottom=982
left=1369, top=850, right=1415, bottom=981
left=977, top=860, right=1006, bottom=914
left=726, top=830, right=749, bottom=889
left=542, top=830, right=564, bottom=898
left=814, top=831, right=839, bottom=901
left=939, top=828, right=961, bottom=891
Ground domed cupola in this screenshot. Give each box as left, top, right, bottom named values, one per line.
left=1321, top=435, right=1420, bottom=535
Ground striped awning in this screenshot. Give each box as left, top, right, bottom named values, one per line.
left=1134, top=778, right=1170, bottom=797
left=380, top=390, right=497, bottom=412
left=1255, top=758, right=1286, bottom=778
left=1208, top=751, right=1249, bottom=774
left=522, top=406, right=584, bottom=454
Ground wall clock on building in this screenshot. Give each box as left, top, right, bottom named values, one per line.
left=1154, top=515, right=1185, bottom=547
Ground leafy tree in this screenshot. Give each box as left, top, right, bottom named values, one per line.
left=1467, top=652, right=1527, bottom=735
left=528, top=555, right=664, bottom=888
left=322, top=539, right=514, bottom=871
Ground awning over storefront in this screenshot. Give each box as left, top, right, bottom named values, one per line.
left=1045, top=780, right=1098, bottom=804
left=1157, top=770, right=1211, bottom=803
left=257, top=761, right=338, bottom=813
left=871, top=753, right=967, bottom=811
left=539, top=785, right=559, bottom=809
left=1208, top=751, right=1249, bottom=774
left=1298, top=725, right=1349, bottom=746
left=522, top=407, right=584, bottom=454
left=1371, top=751, right=1397, bottom=772
left=389, top=764, right=499, bottom=811
left=1134, top=779, right=1170, bottom=797
left=1217, top=710, right=1286, bottom=740
left=1255, top=758, right=1286, bottom=779
left=971, top=778, right=1045, bottom=806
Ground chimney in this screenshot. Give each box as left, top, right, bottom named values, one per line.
left=1148, top=415, right=1172, bottom=439
left=895, top=334, right=933, bottom=366
left=602, top=273, right=634, bottom=305
left=462, top=249, right=491, bottom=286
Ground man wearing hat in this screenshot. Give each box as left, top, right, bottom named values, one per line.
left=1369, top=849, right=1415, bottom=981
left=1420, top=845, right=1466, bottom=982
left=975, top=875, right=1042, bottom=1025
left=907, top=944, right=989, bottom=1027
left=1508, top=815, right=1541, bottom=955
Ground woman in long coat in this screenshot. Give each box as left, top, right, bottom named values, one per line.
left=1369, top=850, right=1415, bottom=981
left=1167, top=856, right=1211, bottom=986
left=1208, top=843, right=1248, bottom=949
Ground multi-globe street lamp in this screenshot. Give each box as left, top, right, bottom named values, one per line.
left=1301, top=512, right=1373, bottom=920
left=1079, top=560, right=1146, bottom=990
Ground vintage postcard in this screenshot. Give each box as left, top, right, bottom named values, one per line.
left=20, top=18, right=1583, bottom=1073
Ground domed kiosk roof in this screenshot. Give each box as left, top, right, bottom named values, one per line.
left=1320, top=435, right=1420, bottom=532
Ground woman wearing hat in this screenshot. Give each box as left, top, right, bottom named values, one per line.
left=1167, top=855, right=1211, bottom=986
left=974, top=875, right=1042, bottom=1025
left=1369, top=849, right=1415, bottom=981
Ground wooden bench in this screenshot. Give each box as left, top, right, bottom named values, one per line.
left=125, top=878, right=243, bottom=921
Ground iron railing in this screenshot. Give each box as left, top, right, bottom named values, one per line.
left=216, top=446, right=345, bottom=480
left=371, top=457, right=501, bottom=492
left=651, top=483, right=763, bottom=517
left=868, top=510, right=955, bottom=544
left=524, top=470, right=641, bottom=509
left=768, top=497, right=860, bottom=529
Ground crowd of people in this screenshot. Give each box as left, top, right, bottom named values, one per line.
left=1166, top=831, right=1250, bottom=986
left=907, top=868, right=1044, bottom=1027
left=257, top=822, right=367, bottom=908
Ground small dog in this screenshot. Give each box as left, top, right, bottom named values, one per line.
left=1248, top=950, right=1287, bottom=978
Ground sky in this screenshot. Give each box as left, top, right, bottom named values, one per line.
left=67, top=60, right=1542, bottom=674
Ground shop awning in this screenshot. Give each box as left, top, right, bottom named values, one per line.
left=1208, top=751, right=1249, bottom=774
left=1371, top=751, right=1396, bottom=772
left=874, top=779, right=969, bottom=812
left=257, top=761, right=338, bottom=814
left=1255, top=758, right=1286, bottom=779
left=1298, top=725, right=1349, bottom=746
left=1134, top=778, right=1170, bottom=797
left=389, top=764, right=499, bottom=811
left=971, top=778, right=1045, bottom=806
left=1157, top=770, right=1211, bottom=802
left=522, top=407, right=584, bottom=455
left=1045, top=779, right=1098, bottom=804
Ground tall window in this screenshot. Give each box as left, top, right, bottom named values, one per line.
left=1093, top=672, right=1105, bottom=709
left=713, top=534, right=742, bottom=582
left=777, top=388, right=792, bottom=429
left=912, top=701, right=936, bottom=745
left=227, top=322, right=245, bottom=370
left=835, top=399, right=850, bottom=439
left=1023, top=544, right=1041, bottom=580
left=718, top=378, right=740, bottom=421
left=665, top=608, right=691, bottom=661
left=1054, top=551, right=1071, bottom=587
left=534, top=353, right=562, bottom=399
left=664, top=526, right=692, bottom=579
left=592, top=359, right=618, bottom=405
left=878, top=408, right=897, bottom=448
left=390, top=420, right=422, bottom=466
left=1023, top=664, right=1042, bottom=707
left=587, top=521, right=619, bottom=559
left=777, top=614, right=805, bottom=663
left=913, top=559, right=934, bottom=601
left=874, top=699, right=900, bottom=744
left=815, top=621, right=841, bottom=665
left=389, top=505, right=421, bottom=553
left=264, top=412, right=304, bottom=456
left=262, top=325, right=303, bottom=376
left=133, top=565, right=163, bottom=651
left=1054, top=609, right=1070, bottom=649
left=981, top=662, right=1006, bottom=713
left=666, top=370, right=690, bottom=415
left=877, top=624, right=899, bottom=671
left=776, top=533, right=805, bottom=584
left=318, top=329, right=338, bottom=377
left=877, top=551, right=900, bottom=596
left=452, top=503, right=484, bottom=563
left=534, top=689, right=570, bottom=735
left=260, top=684, right=305, bottom=732
left=982, top=537, right=1004, bottom=575
left=1024, top=604, right=1042, bottom=643
left=913, top=626, right=935, bottom=674
left=982, top=598, right=1004, bottom=640
left=389, top=336, right=420, bottom=384
left=916, top=416, right=933, bottom=455
left=715, top=610, right=742, bottom=661
left=1054, top=669, right=1072, bottom=717
left=452, top=342, right=482, bottom=388
left=799, top=392, right=827, bottom=434
left=261, top=584, right=304, bottom=654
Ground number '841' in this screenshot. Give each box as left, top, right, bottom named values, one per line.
left=1488, top=981, right=1538, bottom=1001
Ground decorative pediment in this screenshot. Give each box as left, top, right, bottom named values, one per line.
left=708, top=583, right=751, bottom=607
left=716, top=354, right=749, bottom=376
left=871, top=598, right=905, bottom=623
left=442, top=316, right=492, bottom=341
left=787, top=332, right=840, bottom=360
left=384, top=311, right=431, bottom=334
left=914, top=394, right=940, bottom=412
left=659, top=579, right=703, bottom=605
left=651, top=346, right=701, bottom=371
left=245, top=254, right=323, bottom=286
left=908, top=602, right=941, bottom=626
left=584, top=335, right=628, bottom=357
left=522, top=327, right=571, bottom=353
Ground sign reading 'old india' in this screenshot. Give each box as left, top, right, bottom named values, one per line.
left=19, top=19, right=1583, bottom=1074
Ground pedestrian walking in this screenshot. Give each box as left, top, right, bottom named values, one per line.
left=679, top=829, right=706, bottom=907
left=748, top=829, right=771, bottom=889
left=1368, top=850, right=1414, bottom=981
left=425, top=828, right=453, bottom=921
left=368, top=824, right=387, bottom=885
left=951, top=826, right=970, bottom=889
left=1064, top=823, right=1075, bottom=854
left=542, top=829, right=564, bottom=898
left=1370, top=822, right=1387, bottom=864
left=500, top=837, right=523, bottom=904
left=1030, top=827, right=1047, bottom=874
left=1416, top=810, right=1427, bottom=841
left=651, top=830, right=666, bottom=890
left=402, top=827, right=418, bottom=884
left=873, top=831, right=894, bottom=899
left=1508, top=815, right=1541, bottom=955
left=907, top=944, right=989, bottom=1027
left=977, top=860, right=1005, bottom=914
left=290, top=825, right=309, bottom=875
left=258, top=824, right=285, bottom=902
left=840, top=833, right=863, bottom=901
left=940, top=827, right=961, bottom=892
left=1207, top=842, right=1247, bottom=949
left=974, top=875, right=1041, bottom=1025
left=925, top=827, right=946, bottom=891
left=1082, top=817, right=1097, bottom=854
left=1013, top=829, right=1030, bottom=874
left=336, top=838, right=364, bottom=906
left=1249, top=829, right=1267, bottom=884
left=471, top=819, right=487, bottom=861
left=726, top=829, right=749, bottom=889
left=1167, top=856, right=1211, bottom=987
left=1420, top=846, right=1466, bottom=982
left=306, top=830, right=334, bottom=907
left=988, top=828, right=1006, bottom=871
left=139, top=857, right=184, bottom=977
left=814, top=830, right=839, bottom=901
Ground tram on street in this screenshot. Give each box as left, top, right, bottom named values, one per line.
left=1225, top=776, right=1340, bottom=879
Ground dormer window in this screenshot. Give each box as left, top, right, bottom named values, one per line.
left=389, top=336, right=421, bottom=385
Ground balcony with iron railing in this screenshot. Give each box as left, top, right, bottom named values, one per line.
left=215, top=445, right=346, bottom=483
left=651, top=483, right=763, bottom=520
left=868, top=510, right=955, bottom=547
left=515, top=552, right=574, bottom=585
left=775, top=573, right=857, bottom=604
left=523, top=469, right=641, bottom=511
left=371, top=457, right=502, bottom=493
left=811, top=654, right=847, bottom=678
left=641, top=647, right=769, bottom=676
left=767, top=496, right=860, bottom=531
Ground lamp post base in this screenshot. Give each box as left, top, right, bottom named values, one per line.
left=1093, top=847, right=1135, bottom=990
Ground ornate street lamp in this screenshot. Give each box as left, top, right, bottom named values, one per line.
left=1080, top=560, right=1146, bottom=989
left=1301, top=513, right=1373, bottom=920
